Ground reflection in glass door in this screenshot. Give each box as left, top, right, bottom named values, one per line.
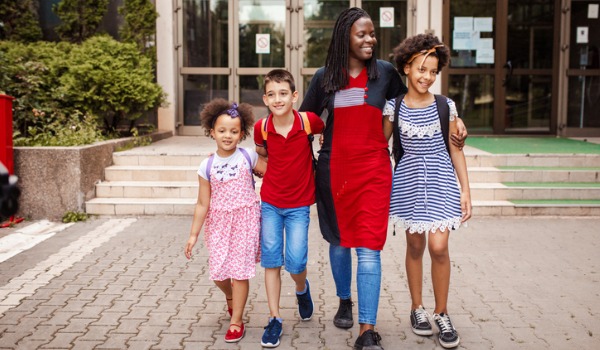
left=504, top=1, right=555, bottom=132
left=179, top=0, right=230, bottom=134
left=300, top=0, right=408, bottom=98
left=443, top=0, right=557, bottom=134
left=237, top=0, right=287, bottom=118
left=565, top=0, right=600, bottom=134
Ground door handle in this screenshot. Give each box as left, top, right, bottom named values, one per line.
left=502, top=60, right=513, bottom=87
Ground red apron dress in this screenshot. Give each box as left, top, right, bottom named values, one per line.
left=322, top=68, right=392, bottom=250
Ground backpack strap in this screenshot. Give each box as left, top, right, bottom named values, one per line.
left=205, top=154, right=215, bottom=182
left=299, top=112, right=317, bottom=172
left=434, top=94, right=450, bottom=155
left=299, top=112, right=312, bottom=135
left=260, top=115, right=270, bottom=150
left=392, top=94, right=406, bottom=168
left=237, top=147, right=256, bottom=189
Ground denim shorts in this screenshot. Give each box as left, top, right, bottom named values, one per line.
left=260, top=202, right=310, bottom=274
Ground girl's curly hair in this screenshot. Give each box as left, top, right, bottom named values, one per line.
left=199, top=98, right=255, bottom=140
left=393, top=33, right=450, bottom=76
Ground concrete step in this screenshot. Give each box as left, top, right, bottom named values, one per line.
left=85, top=198, right=600, bottom=217
left=465, top=154, right=600, bottom=167
left=85, top=197, right=196, bottom=216
left=95, top=180, right=263, bottom=198
left=95, top=181, right=198, bottom=198
left=470, top=183, right=600, bottom=201
left=112, top=153, right=205, bottom=166
left=467, top=167, right=600, bottom=183
left=104, top=165, right=199, bottom=182
left=473, top=200, right=600, bottom=216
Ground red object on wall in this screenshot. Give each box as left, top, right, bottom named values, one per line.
left=0, top=94, right=15, bottom=174
left=0, top=94, right=23, bottom=227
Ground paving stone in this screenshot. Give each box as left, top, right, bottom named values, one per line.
left=0, top=215, right=599, bottom=349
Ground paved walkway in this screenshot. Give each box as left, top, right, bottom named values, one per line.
left=0, top=212, right=599, bottom=349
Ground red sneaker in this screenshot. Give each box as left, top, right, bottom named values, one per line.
left=224, top=323, right=245, bottom=343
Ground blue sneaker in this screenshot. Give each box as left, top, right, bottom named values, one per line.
left=261, top=317, right=283, bottom=348
left=296, top=279, right=314, bottom=321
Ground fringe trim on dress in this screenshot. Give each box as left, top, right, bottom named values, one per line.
left=390, top=216, right=464, bottom=234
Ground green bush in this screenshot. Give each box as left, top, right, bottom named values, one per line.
left=58, top=36, right=165, bottom=132
left=0, top=37, right=165, bottom=146
left=0, top=40, right=97, bottom=146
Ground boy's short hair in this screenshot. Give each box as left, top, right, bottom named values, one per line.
left=264, top=69, right=296, bottom=93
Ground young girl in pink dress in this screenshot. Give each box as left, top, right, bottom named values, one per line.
left=185, top=98, right=266, bottom=343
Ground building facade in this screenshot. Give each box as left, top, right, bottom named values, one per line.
left=155, top=0, right=600, bottom=137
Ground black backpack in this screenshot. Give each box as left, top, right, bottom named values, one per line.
left=391, top=94, right=451, bottom=169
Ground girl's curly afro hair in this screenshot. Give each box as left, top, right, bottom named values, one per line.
left=393, top=33, right=450, bottom=76
left=199, top=98, right=255, bottom=140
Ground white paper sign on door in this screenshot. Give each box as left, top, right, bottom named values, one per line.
left=454, top=17, right=473, bottom=32
left=576, top=27, right=589, bottom=44
left=380, top=7, right=394, bottom=28
left=256, top=34, right=270, bottom=54
left=588, top=4, right=599, bottom=19
left=474, top=17, right=493, bottom=32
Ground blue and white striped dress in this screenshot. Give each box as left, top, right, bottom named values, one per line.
left=385, top=98, right=463, bottom=234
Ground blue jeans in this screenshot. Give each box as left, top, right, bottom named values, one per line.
left=329, top=244, right=381, bottom=325
left=260, top=202, right=310, bottom=274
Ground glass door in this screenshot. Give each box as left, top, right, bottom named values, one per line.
left=177, top=0, right=408, bottom=135
left=177, top=0, right=289, bottom=135
left=178, top=0, right=232, bottom=135
left=443, top=0, right=558, bottom=134
left=564, top=0, right=600, bottom=135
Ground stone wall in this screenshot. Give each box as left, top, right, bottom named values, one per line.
left=13, top=131, right=172, bottom=220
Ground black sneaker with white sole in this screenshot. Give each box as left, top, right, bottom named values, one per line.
left=433, top=313, right=460, bottom=349
left=410, top=305, right=433, bottom=336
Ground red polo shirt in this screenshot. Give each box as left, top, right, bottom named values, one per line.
left=254, top=110, right=324, bottom=208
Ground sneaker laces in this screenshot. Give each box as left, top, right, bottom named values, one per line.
left=414, top=307, right=429, bottom=324
left=264, top=318, right=280, bottom=336
left=435, top=313, right=455, bottom=334
left=370, top=331, right=382, bottom=344
left=298, top=293, right=310, bottom=308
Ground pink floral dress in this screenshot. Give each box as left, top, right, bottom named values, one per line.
left=204, top=152, right=261, bottom=281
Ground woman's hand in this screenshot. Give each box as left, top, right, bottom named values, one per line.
left=451, top=117, right=468, bottom=150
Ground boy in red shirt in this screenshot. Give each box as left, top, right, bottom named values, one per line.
left=254, top=69, right=324, bottom=348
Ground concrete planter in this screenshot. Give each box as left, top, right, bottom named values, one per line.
left=13, top=130, right=172, bottom=220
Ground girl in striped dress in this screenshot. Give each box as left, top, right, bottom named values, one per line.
left=383, top=34, right=471, bottom=349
